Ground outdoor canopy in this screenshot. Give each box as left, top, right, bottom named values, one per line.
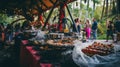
left=0, top=0, right=76, bottom=15
left=0, top=0, right=77, bottom=31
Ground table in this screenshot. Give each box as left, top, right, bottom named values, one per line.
left=20, top=40, right=52, bottom=67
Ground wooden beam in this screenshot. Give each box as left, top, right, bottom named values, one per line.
left=39, top=0, right=48, bottom=9
left=49, top=0, right=54, bottom=4
left=11, top=18, right=26, bottom=25
left=42, top=0, right=59, bottom=30
left=66, top=4, right=78, bottom=32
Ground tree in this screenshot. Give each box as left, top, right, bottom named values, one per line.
left=116, top=0, right=120, bottom=16
left=111, top=0, right=117, bottom=15
left=0, top=13, right=8, bottom=24
left=92, top=0, right=101, bottom=17
left=86, top=0, right=90, bottom=18
left=101, top=0, right=105, bottom=20
left=79, top=1, right=85, bottom=19
left=105, top=0, right=108, bottom=18
left=0, top=13, right=26, bottom=25
left=109, top=0, right=112, bottom=11
left=94, top=6, right=102, bottom=20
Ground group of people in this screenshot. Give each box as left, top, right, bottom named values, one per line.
left=0, top=17, right=120, bottom=49
left=0, top=21, right=32, bottom=49
left=73, top=18, right=98, bottom=40
left=57, top=17, right=98, bottom=40
left=0, top=23, right=13, bottom=48
left=73, top=17, right=120, bottom=43
left=106, top=17, right=120, bottom=43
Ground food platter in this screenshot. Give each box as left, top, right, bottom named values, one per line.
left=82, top=42, right=114, bottom=56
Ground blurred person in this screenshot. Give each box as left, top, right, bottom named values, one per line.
left=14, top=23, right=22, bottom=39
left=62, top=18, right=69, bottom=33
left=106, top=21, right=114, bottom=42
left=73, top=18, right=81, bottom=33
left=22, top=21, right=31, bottom=30
left=0, top=23, right=5, bottom=49
left=114, top=17, right=120, bottom=42
left=15, top=23, right=21, bottom=32
left=0, top=23, right=4, bottom=31
left=84, top=19, right=91, bottom=39
left=91, top=18, right=98, bottom=40
left=5, top=24, right=13, bottom=43
left=76, top=18, right=82, bottom=33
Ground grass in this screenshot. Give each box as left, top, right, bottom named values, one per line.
left=97, top=33, right=106, bottom=40
left=97, top=33, right=112, bottom=40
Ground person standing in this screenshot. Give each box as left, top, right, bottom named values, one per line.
left=114, top=17, right=120, bottom=42
left=62, top=18, right=69, bottom=33
left=84, top=19, right=91, bottom=39
left=5, top=24, right=13, bottom=43
left=91, top=18, right=98, bottom=40
left=106, top=21, right=114, bottom=42
left=0, top=23, right=5, bottom=49
left=73, top=18, right=81, bottom=33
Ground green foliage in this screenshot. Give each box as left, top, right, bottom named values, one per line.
left=98, top=33, right=106, bottom=40
left=0, top=13, right=8, bottom=24
left=73, top=8, right=79, bottom=17
left=0, top=13, right=25, bottom=26
left=97, top=20, right=107, bottom=40
left=68, top=4, right=72, bottom=9
left=94, top=6, right=102, bottom=20
left=80, top=3, right=85, bottom=9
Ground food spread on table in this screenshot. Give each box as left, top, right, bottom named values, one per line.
left=82, top=42, right=114, bottom=56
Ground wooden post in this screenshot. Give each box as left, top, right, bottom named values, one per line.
left=58, top=1, right=66, bottom=32
left=42, top=0, right=59, bottom=30
left=66, top=4, right=78, bottom=32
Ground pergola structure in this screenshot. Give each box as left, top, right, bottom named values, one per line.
left=0, top=0, right=75, bottom=13
left=0, top=0, right=77, bottom=31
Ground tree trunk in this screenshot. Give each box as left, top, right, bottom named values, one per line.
left=86, top=0, right=89, bottom=18
left=112, top=0, right=117, bottom=15
left=109, top=0, right=112, bottom=12
left=87, top=0, right=89, bottom=10
left=116, top=0, right=120, bottom=17
left=101, top=0, right=106, bottom=20
left=92, top=0, right=96, bottom=18
left=105, top=0, right=108, bottom=18
left=79, top=0, right=82, bottom=18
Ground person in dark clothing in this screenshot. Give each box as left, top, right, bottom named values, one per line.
left=114, top=18, right=120, bottom=42
left=61, top=18, right=70, bottom=33
left=15, top=23, right=21, bottom=32
left=0, top=23, right=5, bottom=49
left=14, top=32, right=24, bottom=46
left=0, top=23, right=4, bottom=31
left=76, top=18, right=81, bottom=33
left=73, top=18, right=81, bottom=33
left=14, top=31, right=24, bottom=67
left=106, top=21, right=114, bottom=42
left=5, top=24, right=13, bottom=43
left=91, top=18, right=98, bottom=40
left=22, top=21, right=31, bottom=30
